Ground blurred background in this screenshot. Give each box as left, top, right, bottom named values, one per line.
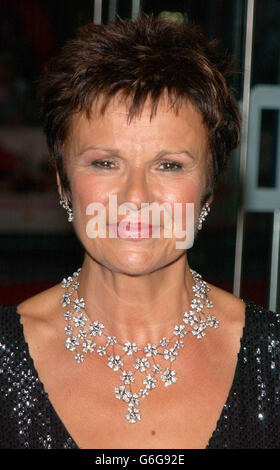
left=0, top=0, right=279, bottom=312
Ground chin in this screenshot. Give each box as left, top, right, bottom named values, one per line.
left=104, top=255, right=162, bottom=276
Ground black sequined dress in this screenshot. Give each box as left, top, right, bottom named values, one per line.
left=1, top=299, right=280, bottom=449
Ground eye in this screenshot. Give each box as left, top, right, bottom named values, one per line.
left=91, top=159, right=117, bottom=169
left=158, top=161, right=183, bottom=171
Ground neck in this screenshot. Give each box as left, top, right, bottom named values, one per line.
left=75, top=254, right=197, bottom=346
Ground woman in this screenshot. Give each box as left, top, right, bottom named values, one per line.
left=0, top=14, right=279, bottom=450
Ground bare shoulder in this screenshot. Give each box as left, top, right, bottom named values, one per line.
left=17, top=282, right=62, bottom=322
left=203, top=282, right=247, bottom=366
left=207, top=281, right=246, bottom=326
left=16, top=282, right=65, bottom=355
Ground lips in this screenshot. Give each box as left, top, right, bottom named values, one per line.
left=120, top=222, right=151, bottom=230
left=109, top=221, right=160, bottom=239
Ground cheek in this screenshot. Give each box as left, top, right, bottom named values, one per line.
left=159, top=176, right=204, bottom=206
left=70, top=170, right=206, bottom=225
left=71, top=174, right=111, bottom=240
left=71, top=173, right=109, bottom=210
left=156, top=178, right=204, bottom=237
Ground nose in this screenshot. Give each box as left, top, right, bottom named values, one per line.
left=118, top=167, right=151, bottom=211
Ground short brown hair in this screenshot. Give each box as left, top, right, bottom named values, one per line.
left=38, top=14, right=241, bottom=202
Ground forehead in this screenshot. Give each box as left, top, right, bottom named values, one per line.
left=66, top=92, right=209, bottom=154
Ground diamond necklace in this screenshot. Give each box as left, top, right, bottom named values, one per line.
left=60, top=268, right=219, bottom=424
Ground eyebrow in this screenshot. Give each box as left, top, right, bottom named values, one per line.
left=77, top=146, right=196, bottom=160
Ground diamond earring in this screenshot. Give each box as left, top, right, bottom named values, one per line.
left=59, top=196, right=74, bottom=222
left=197, top=202, right=210, bottom=230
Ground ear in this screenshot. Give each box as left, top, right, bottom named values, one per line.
left=56, top=171, right=63, bottom=199
left=201, top=189, right=214, bottom=208
left=56, top=170, right=72, bottom=204
left=206, top=192, right=214, bottom=206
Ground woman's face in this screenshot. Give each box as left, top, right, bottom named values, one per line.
left=60, top=94, right=211, bottom=274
